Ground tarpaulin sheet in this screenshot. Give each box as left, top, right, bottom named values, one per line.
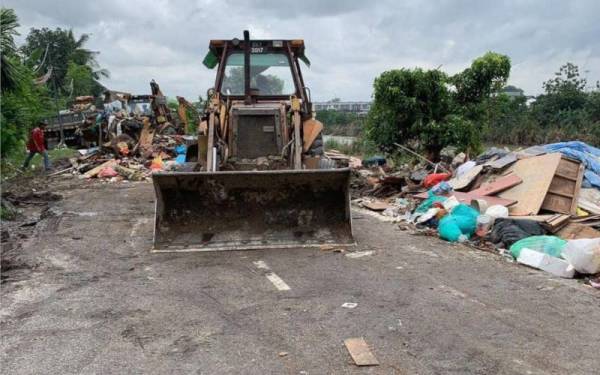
left=543, top=141, right=600, bottom=189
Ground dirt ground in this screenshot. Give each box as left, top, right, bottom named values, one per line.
left=1, top=175, right=599, bottom=374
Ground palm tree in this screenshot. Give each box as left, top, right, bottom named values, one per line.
left=67, top=30, right=110, bottom=81
left=0, top=8, right=22, bottom=92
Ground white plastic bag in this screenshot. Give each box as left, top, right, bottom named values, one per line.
left=517, top=248, right=575, bottom=278
left=562, top=238, right=600, bottom=274
left=485, top=205, right=509, bottom=219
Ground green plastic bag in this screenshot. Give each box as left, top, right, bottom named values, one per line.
left=438, top=204, right=479, bottom=242
left=509, top=235, right=567, bottom=259
left=415, top=193, right=447, bottom=213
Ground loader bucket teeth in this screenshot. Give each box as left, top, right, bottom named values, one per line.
left=152, top=169, right=353, bottom=251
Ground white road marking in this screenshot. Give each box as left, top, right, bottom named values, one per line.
left=130, top=218, right=149, bottom=237
left=341, top=302, right=358, bottom=309
left=345, top=250, right=374, bottom=259
left=253, top=260, right=291, bottom=291
left=253, top=260, right=269, bottom=270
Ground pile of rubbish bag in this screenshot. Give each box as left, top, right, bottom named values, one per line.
left=347, top=140, right=600, bottom=286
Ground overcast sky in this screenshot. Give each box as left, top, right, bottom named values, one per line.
left=5, top=0, right=600, bottom=101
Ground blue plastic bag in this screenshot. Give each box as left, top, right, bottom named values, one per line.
left=438, top=204, right=479, bottom=242
left=543, top=141, right=600, bottom=188
left=415, top=192, right=447, bottom=213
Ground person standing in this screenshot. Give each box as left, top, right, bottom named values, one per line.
left=22, top=120, right=51, bottom=171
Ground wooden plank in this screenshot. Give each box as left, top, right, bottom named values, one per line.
left=571, top=214, right=600, bottom=223
left=499, top=153, right=562, bottom=215
left=578, top=188, right=600, bottom=215
left=137, top=118, right=155, bottom=154
left=542, top=193, right=574, bottom=215
left=557, top=223, right=600, bottom=240
left=555, top=157, right=580, bottom=180
left=540, top=160, right=584, bottom=215
left=468, top=174, right=522, bottom=196
left=509, top=215, right=557, bottom=222
left=485, top=153, right=517, bottom=170
left=509, top=214, right=569, bottom=232
left=444, top=192, right=516, bottom=207
left=571, top=163, right=585, bottom=214
left=344, top=338, right=379, bottom=366
left=546, top=176, right=576, bottom=197
left=82, top=159, right=116, bottom=178
left=414, top=191, right=516, bottom=207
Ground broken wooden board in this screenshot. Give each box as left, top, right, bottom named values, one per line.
left=413, top=191, right=516, bottom=207
left=449, top=164, right=483, bottom=191
left=344, top=338, right=379, bottom=366
left=540, top=157, right=584, bottom=215
left=571, top=214, right=600, bottom=224
left=448, top=191, right=516, bottom=207
left=485, top=152, right=518, bottom=170
left=469, top=174, right=522, bottom=196
left=557, top=223, right=600, bottom=240
left=82, top=159, right=117, bottom=178
left=506, top=214, right=570, bottom=233
left=137, top=118, right=155, bottom=154
left=499, top=153, right=563, bottom=216
left=578, top=188, right=600, bottom=215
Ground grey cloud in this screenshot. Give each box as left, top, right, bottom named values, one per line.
left=3, top=0, right=599, bottom=100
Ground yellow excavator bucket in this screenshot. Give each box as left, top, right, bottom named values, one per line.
left=152, top=169, right=353, bottom=251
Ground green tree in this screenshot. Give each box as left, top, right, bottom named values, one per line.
left=1, top=64, right=54, bottom=157
left=316, top=109, right=364, bottom=136
left=529, top=63, right=599, bottom=143
left=452, top=52, right=511, bottom=106
left=21, top=27, right=108, bottom=96
left=0, top=8, right=21, bottom=92
left=365, top=68, right=459, bottom=158
left=64, top=61, right=95, bottom=97
left=366, top=52, right=509, bottom=158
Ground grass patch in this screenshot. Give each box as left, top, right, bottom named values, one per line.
left=324, top=136, right=380, bottom=159
left=1, top=147, right=78, bottom=181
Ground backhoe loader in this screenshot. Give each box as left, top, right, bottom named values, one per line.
left=152, top=31, right=353, bottom=251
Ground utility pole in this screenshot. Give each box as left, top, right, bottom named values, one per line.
left=48, top=51, right=66, bottom=148
left=52, top=79, right=66, bottom=148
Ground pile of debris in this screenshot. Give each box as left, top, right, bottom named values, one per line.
left=349, top=141, right=600, bottom=288
left=53, top=131, right=193, bottom=182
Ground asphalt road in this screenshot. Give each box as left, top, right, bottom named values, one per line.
left=1, top=180, right=599, bottom=374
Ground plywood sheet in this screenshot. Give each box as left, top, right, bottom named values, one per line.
left=499, top=153, right=562, bottom=215
left=344, top=338, right=379, bottom=366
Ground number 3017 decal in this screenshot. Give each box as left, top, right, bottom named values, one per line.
left=251, top=47, right=264, bottom=53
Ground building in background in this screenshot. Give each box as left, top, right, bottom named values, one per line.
left=313, top=100, right=372, bottom=115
